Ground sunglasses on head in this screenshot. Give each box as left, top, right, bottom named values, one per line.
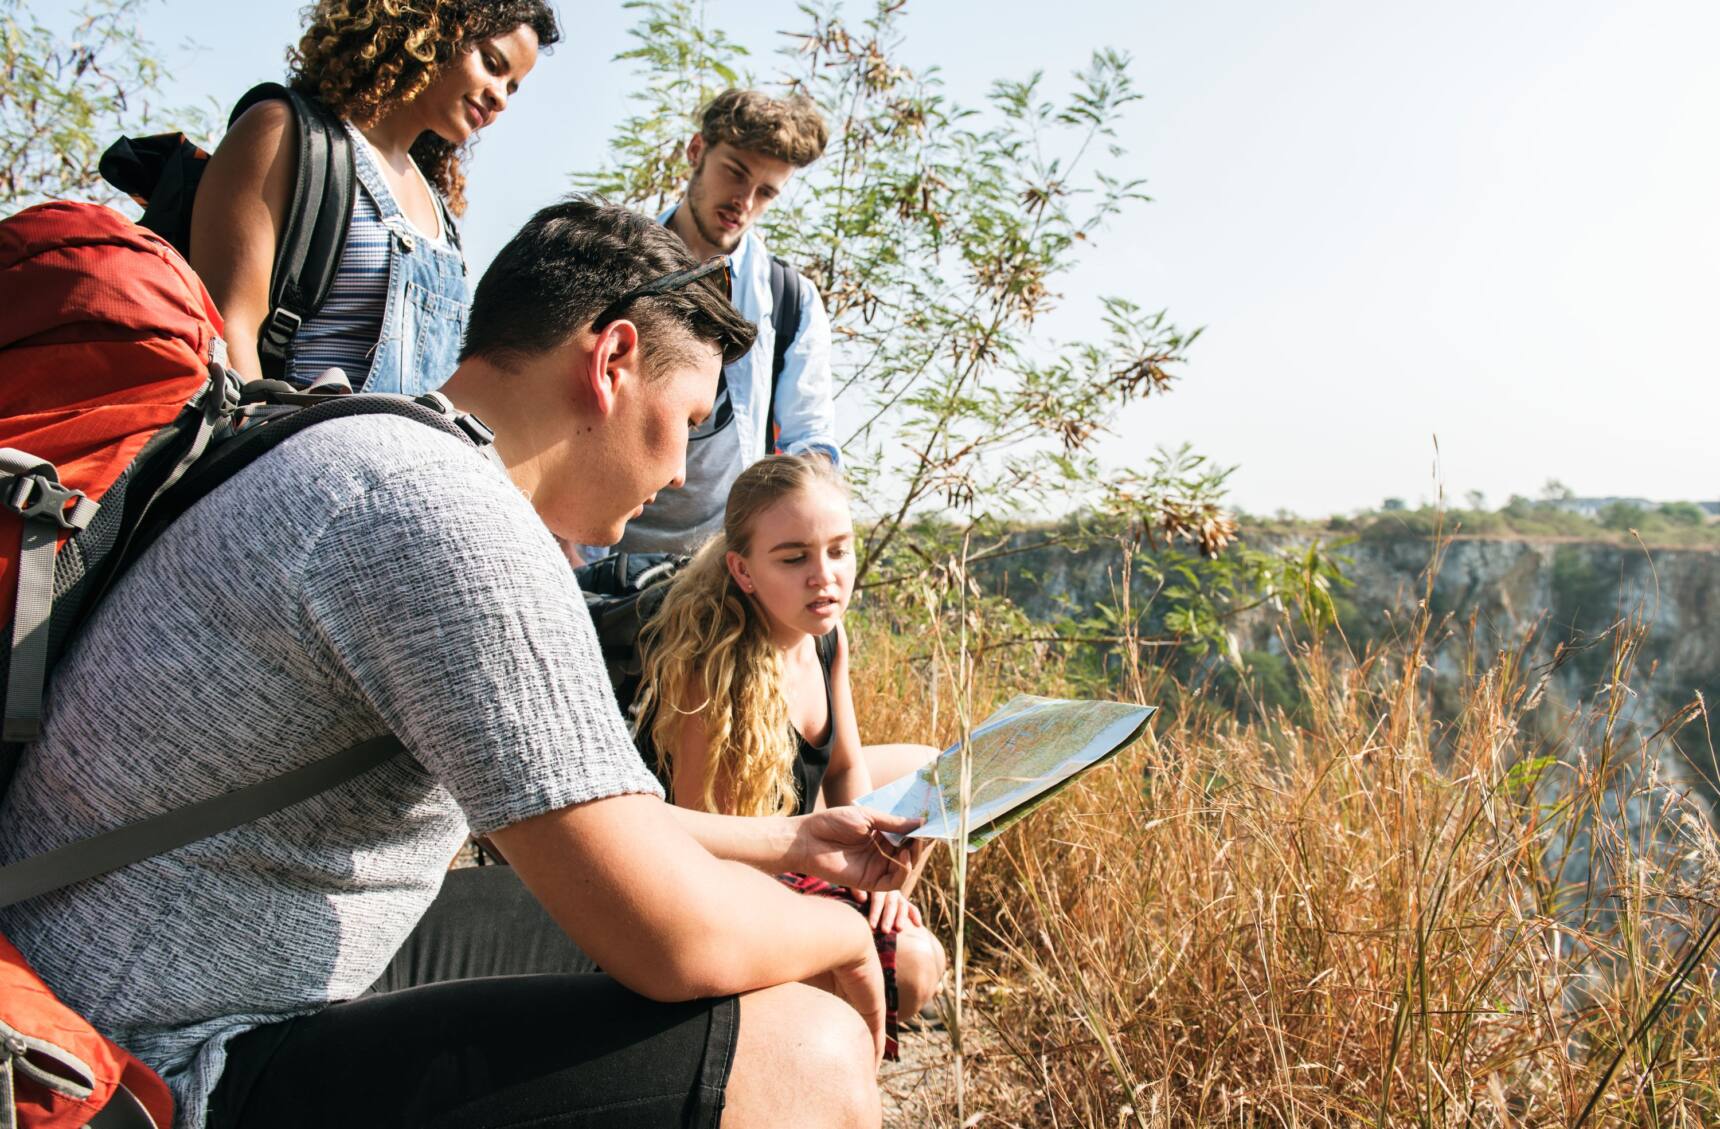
left=590, top=256, right=732, bottom=333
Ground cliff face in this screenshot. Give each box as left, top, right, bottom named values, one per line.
left=1322, top=538, right=1720, bottom=721
left=981, top=534, right=1720, bottom=729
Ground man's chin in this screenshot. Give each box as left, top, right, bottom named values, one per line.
left=691, top=211, right=745, bottom=254
left=547, top=524, right=627, bottom=557
left=605, top=513, right=640, bottom=546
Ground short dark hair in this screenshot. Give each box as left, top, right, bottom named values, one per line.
left=699, top=89, right=828, bottom=168
left=460, top=196, right=756, bottom=371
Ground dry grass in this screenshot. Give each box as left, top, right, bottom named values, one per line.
left=849, top=559, right=1720, bottom=1128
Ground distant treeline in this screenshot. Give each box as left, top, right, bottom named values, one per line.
left=1250, top=492, right=1720, bottom=548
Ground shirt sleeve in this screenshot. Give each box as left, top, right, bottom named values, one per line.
left=772, top=273, right=842, bottom=466
left=295, top=456, right=663, bottom=835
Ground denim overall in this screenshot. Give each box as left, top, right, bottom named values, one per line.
left=350, top=135, right=470, bottom=397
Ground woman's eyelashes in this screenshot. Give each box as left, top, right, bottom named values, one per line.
left=775, top=546, right=850, bottom=567
left=482, top=50, right=521, bottom=94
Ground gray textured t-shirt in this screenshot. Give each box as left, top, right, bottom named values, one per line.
left=0, top=414, right=662, bottom=1128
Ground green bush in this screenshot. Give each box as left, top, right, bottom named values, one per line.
left=1598, top=502, right=1648, bottom=532
left=1660, top=501, right=1708, bottom=527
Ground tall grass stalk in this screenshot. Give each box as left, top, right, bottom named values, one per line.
left=952, top=535, right=974, bottom=1123
left=914, top=533, right=981, bottom=1123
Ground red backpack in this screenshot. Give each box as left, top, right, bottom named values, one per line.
left=0, top=201, right=225, bottom=747
left=0, top=199, right=220, bottom=1129
left=0, top=202, right=494, bottom=1129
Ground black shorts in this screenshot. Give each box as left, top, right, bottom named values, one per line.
left=206, top=867, right=739, bottom=1129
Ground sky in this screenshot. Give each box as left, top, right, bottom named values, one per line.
left=126, top=0, right=1720, bottom=516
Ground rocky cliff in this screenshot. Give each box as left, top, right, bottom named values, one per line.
left=980, top=533, right=1720, bottom=739
left=1323, top=537, right=1720, bottom=721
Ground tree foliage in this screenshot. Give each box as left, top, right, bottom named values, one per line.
left=0, top=0, right=211, bottom=210
left=1331, top=494, right=1720, bottom=549
left=571, top=0, right=751, bottom=213
left=579, top=0, right=1336, bottom=659
left=1658, top=500, right=1706, bottom=527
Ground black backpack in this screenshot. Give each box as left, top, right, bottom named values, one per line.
left=100, top=82, right=357, bottom=382
left=763, top=255, right=804, bottom=455
left=574, top=551, right=688, bottom=726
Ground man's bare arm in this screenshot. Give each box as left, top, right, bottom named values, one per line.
left=665, top=804, right=927, bottom=891
left=490, top=793, right=889, bottom=1057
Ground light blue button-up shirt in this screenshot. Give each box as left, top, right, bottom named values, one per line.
left=606, top=206, right=840, bottom=554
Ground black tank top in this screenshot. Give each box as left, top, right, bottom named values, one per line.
left=790, top=632, right=839, bottom=816
left=642, top=631, right=839, bottom=814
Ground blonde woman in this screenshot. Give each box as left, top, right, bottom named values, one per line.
left=636, top=455, right=947, bottom=1052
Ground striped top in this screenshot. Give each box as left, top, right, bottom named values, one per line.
left=285, top=122, right=447, bottom=389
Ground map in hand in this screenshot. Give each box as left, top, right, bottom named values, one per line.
left=855, top=694, right=1156, bottom=852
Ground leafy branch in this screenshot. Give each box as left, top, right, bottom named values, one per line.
left=1, top=0, right=215, bottom=209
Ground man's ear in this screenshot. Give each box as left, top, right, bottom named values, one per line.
left=686, top=133, right=705, bottom=169
left=585, top=320, right=641, bottom=417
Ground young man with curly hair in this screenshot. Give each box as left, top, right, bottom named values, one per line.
left=192, top=0, right=558, bottom=393
left=0, top=199, right=909, bottom=1129
left=603, top=88, right=844, bottom=557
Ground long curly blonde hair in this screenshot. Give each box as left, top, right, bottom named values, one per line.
left=288, top=0, right=560, bottom=215
left=636, top=454, right=849, bottom=818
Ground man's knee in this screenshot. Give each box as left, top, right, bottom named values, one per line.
left=800, top=987, right=877, bottom=1099
left=727, top=982, right=879, bottom=1129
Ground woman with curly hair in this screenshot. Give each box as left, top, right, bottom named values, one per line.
left=634, top=454, right=948, bottom=1056
left=191, top=0, right=559, bottom=392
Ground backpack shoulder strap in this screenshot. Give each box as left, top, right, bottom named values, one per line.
left=0, top=451, right=101, bottom=744
left=0, top=391, right=494, bottom=908
left=124, top=390, right=494, bottom=576
left=0, top=735, right=403, bottom=910
left=231, top=83, right=356, bottom=382
left=765, top=256, right=804, bottom=457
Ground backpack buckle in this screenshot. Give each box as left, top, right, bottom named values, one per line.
left=4, top=474, right=96, bottom=531
left=412, top=392, right=495, bottom=449
left=259, top=307, right=303, bottom=353
left=453, top=412, right=495, bottom=448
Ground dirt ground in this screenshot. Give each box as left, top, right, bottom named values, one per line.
left=882, top=1024, right=957, bottom=1129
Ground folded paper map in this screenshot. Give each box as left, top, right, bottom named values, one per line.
left=855, top=694, right=1155, bottom=852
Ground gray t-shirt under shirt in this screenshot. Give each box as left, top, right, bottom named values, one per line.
left=0, top=414, right=662, bottom=1128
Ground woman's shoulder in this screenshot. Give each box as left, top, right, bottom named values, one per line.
left=816, top=629, right=840, bottom=669
left=191, top=97, right=298, bottom=259
left=221, top=97, right=296, bottom=154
